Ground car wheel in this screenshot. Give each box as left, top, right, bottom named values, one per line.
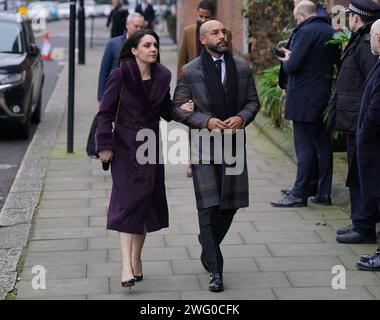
left=31, top=91, right=42, bottom=124
left=19, top=113, right=31, bottom=140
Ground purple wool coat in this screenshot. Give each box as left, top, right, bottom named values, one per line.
left=95, top=58, right=172, bottom=234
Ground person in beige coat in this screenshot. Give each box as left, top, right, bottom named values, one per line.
left=177, top=0, right=232, bottom=177
left=177, top=0, right=233, bottom=78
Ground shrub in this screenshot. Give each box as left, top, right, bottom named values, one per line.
left=166, top=14, right=177, bottom=44
left=257, top=65, right=285, bottom=128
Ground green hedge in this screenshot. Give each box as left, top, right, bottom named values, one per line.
left=166, top=15, right=177, bottom=44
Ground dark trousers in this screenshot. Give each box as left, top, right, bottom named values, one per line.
left=355, top=198, right=380, bottom=233
left=198, top=206, right=237, bottom=275
left=346, top=134, right=366, bottom=230
left=292, top=120, right=333, bottom=199
left=346, top=134, right=380, bottom=232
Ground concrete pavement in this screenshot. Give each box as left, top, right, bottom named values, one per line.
left=2, top=36, right=380, bottom=300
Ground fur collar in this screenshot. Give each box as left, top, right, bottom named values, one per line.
left=120, top=58, right=171, bottom=110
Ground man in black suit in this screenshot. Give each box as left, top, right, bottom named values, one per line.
left=271, top=1, right=339, bottom=208
left=135, top=0, right=155, bottom=30
left=348, top=19, right=380, bottom=270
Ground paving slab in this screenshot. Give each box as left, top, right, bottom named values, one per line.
left=21, top=264, right=87, bottom=281
left=180, top=288, right=276, bottom=300
left=16, top=278, right=109, bottom=299
left=240, top=231, right=322, bottom=244
left=87, top=261, right=173, bottom=278
left=24, top=250, right=107, bottom=267
left=109, top=275, right=200, bottom=294
left=285, top=270, right=380, bottom=287
left=28, top=239, right=88, bottom=252
left=197, top=272, right=291, bottom=290
left=255, top=256, right=342, bottom=272
left=273, top=287, right=375, bottom=300
left=267, top=243, right=355, bottom=257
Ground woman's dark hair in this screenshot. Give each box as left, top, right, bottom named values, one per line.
left=198, top=0, right=216, bottom=16
left=118, top=30, right=160, bottom=66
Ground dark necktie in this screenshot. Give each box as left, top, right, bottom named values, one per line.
left=214, top=59, right=223, bottom=82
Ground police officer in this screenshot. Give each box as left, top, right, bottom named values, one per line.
left=328, top=0, right=380, bottom=244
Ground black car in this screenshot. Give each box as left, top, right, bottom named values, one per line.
left=0, top=12, right=44, bottom=139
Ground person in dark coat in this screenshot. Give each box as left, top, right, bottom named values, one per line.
left=328, top=0, right=380, bottom=244
left=107, top=0, right=129, bottom=38
left=135, top=0, right=155, bottom=30
left=98, top=12, right=145, bottom=105
left=172, top=20, right=261, bottom=292
left=346, top=19, right=380, bottom=252
left=95, top=30, right=193, bottom=288
left=271, top=1, right=340, bottom=208
left=279, top=0, right=332, bottom=202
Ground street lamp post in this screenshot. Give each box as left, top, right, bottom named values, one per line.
left=68, top=1, right=76, bottom=153
left=78, top=0, right=86, bottom=65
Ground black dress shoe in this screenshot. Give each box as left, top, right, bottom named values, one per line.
left=356, top=250, right=380, bottom=271
left=336, top=229, right=376, bottom=244
left=281, top=187, right=317, bottom=197
left=209, top=273, right=224, bottom=292
left=360, top=248, right=380, bottom=262
left=310, top=195, right=332, bottom=206
left=198, top=234, right=209, bottom=272
left=281, top=188, right=292, bottom=196
left=336, top=224, right=352, bottom=235
left=271, top=194, right=307, bottom=208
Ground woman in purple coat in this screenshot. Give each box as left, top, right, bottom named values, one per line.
left=95, top=30, right=193, bottom=288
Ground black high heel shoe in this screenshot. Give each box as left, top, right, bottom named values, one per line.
left=121, top=278, right=135, bottom=289
left=134, top=274, right=144, bottom=282
left=133, top=260, right=144, bottom=282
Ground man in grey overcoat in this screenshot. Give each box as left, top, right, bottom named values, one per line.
left=172, top=20, right=260, bottom=292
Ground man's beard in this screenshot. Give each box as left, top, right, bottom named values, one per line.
left=207, top=43, right=229, bottom=54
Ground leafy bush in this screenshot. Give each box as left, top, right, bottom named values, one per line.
left=327, top=27, right=352, bottom=46
left=257, top=65, right=285, bottom=128
left=166, top=15, right=177, bottom=44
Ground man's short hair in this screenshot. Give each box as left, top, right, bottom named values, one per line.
left=295, top=0, right=317, bottom=17
left=198, top=0, right=216, bottom=16
left=127, top=12, right=144, bottom=23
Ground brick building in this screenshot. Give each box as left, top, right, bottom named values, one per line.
left=176, top=0, right=351, bottom=55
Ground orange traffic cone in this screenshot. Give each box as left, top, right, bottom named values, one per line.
left=41, top=32, right=52, bottom=60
